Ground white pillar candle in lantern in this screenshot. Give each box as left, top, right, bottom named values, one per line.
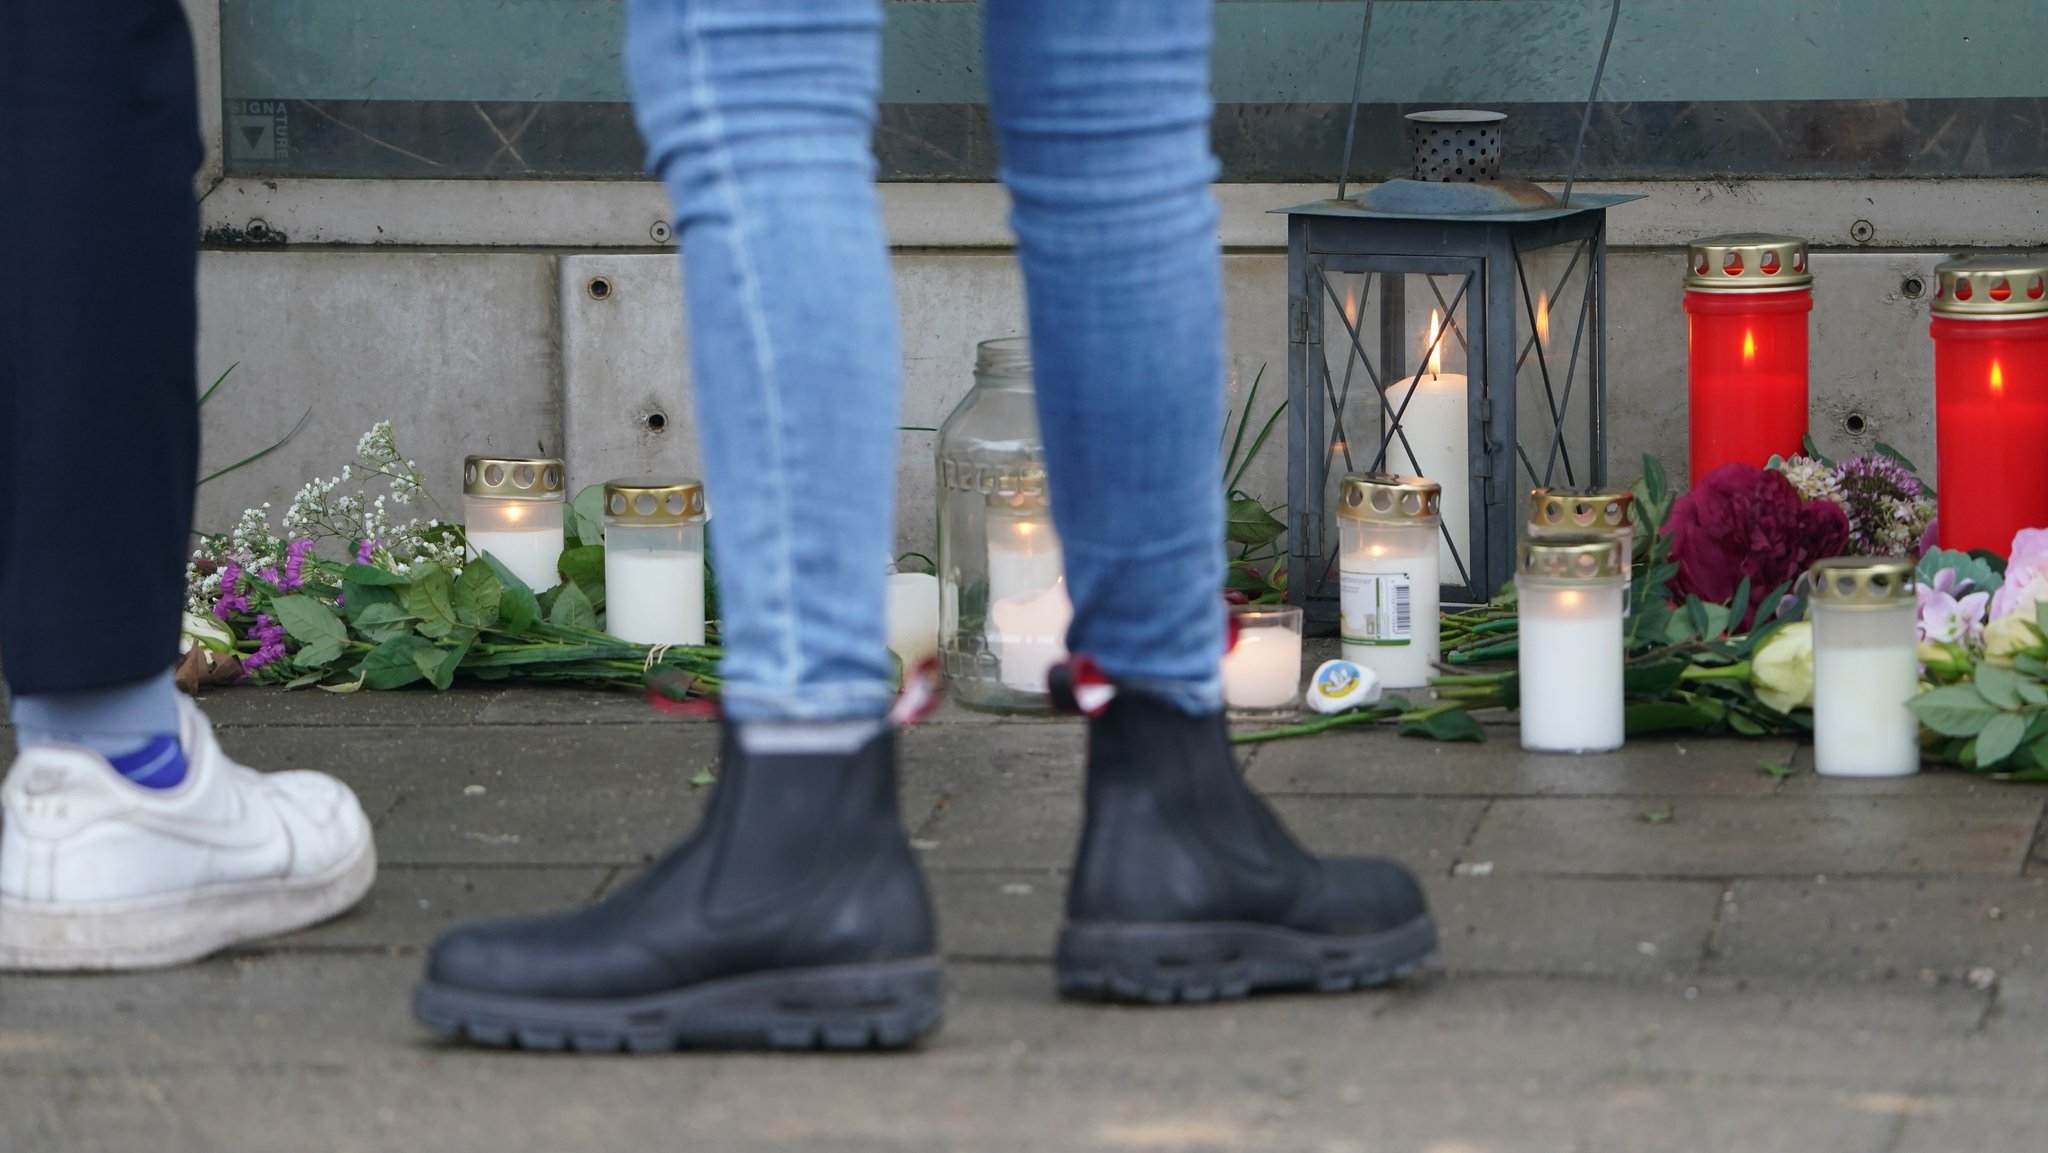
left=1528, top=487, right=1638, bottom=612
left=1222, top=604, right=1305, bottom=713
left=886, top=571, right=941, bottom=668
left=1387, top=311, right=1469, bottom=577
left=462, top=455, right=566, bottom=592
left=600, top=478, right=708, bottom=646
left=1810, top=557, right=1921, bottom=778
left=989, top=578, right=1072, bottom=692
left=1337, top=473, right=1442, bottom=690
left=1516, top=537, right=1628, bottom=753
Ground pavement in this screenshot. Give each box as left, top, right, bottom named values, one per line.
left=4, top=675, right=2048, bottom=1153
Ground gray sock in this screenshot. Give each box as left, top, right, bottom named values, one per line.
left=735, top=718, right=887, bottom=756
left=10, top=669, right=181, bottom=758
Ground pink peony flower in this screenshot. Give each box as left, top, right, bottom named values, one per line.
left=1990, top=528, right=2048, bottom=622
left=1664, top=463, right=1850, bottom=630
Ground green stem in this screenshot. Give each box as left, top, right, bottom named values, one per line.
left=1679, top=660, right=1752, bottom=682
left=1229, top=707, right=1398, bottom=744
left=1447, top=641, right=1519, bottom=664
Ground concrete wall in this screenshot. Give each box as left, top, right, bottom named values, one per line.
left=193, top=178, right=1997, bottom=556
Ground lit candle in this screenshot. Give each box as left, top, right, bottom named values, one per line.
left=601, top=478, right=707, bottom=646
left=988, top=579, right=1072, bottom=692
left=1528, top=487, right=1637, bottom=613
left=1810, top=558, right=1920, bottom=778
left=1222, top=605, right=1304, bottom=713
left=1387, top=311, right=1468, bottom=578
left=1683, top=235, right=1813, bottom=483
left=1516, top=537, right=1627, bottom=753
left=1337, top=473, right=1441, bottom=690
left=1930, top=255, right=2048, bottom=552
left=986, top=498, right=1064, bottom=605
left=462, top=455, right=565, bottom=592
left=886, top=571, right=941, bottom=668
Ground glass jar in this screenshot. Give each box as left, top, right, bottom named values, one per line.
left=601, top=478, right=708, bottom=646
left=1516, top=536, right=1628, bottom=753
left=462, top=455, right=565, bottom=591
left=1222, top=604, right=1305, bottom=715
left=1337, top=473, right=1441, bottom=690
left=1809, top=557, right=1920, bottom=778
left=937, top=337, right=1066, bottom=712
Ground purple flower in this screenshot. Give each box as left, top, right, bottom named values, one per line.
left=1917, top=568, right=1990, bottom=644
left=1832, top=455, right=1933, bottom=557
left=240, top=612, right=289, bottom=676
left=354, top=537, right=379, bottom=564
left=281, top=538, right=315, bottom=590
left=213, top=562, right=251, bottom=621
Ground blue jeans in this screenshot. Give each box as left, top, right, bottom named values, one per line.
left=626, top=0, right=1225, bottom=720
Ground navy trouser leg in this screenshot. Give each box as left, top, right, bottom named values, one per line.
left=0, top=0, right=202, bottom=694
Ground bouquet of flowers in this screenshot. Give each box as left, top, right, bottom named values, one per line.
left=180, top=422, right=721, bottom=701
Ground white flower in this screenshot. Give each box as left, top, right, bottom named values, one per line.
left=1752, top=622, right=1815, bottom=714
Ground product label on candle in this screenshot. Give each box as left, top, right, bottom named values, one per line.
left=1339, top=571, right=1413, bottom=646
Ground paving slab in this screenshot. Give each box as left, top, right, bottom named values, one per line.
left=1246, top=732, right=1794, bottom=797
left=198, top=684, right=508, bottom=727
left=1709, top=876, right=2048, bottom=982
left=1424, top=876, right=1724, bottom=979
left=1464, top=795, right=2043, bottom=878
left=256, top=864, right=616, bottom=952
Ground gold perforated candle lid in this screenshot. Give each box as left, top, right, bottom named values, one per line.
left=1685, top=234, right=1813, bottom=292
left=1519, top=536, right=1627, bottom=583
left=1932, top=255, right=2048, bottom=318
left=1807, top=557, right=1916, bottom=608
left=603, top=478, right=707, bottom=523
left=1337, top=473, right=1442, bottom=525
left=1529, top=487, right=1635, bottom=534
left=463, top=456, right=564, bottom=500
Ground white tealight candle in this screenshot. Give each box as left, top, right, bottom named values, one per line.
left=467, top=527, right=563, bottom=593
left=886, top=571, right=941, bottom=668
left=1516, top=552, right=1627, bottom=754
left=1387, top=311, right=1469, bottom=579
left=1810, top=558, right=1920, bottom=778
left=1222, top=609, right=1304, bottom=712
left=988, top=579, right=1072, bottom=692
left=1337, top=474, right=1442, bottom=691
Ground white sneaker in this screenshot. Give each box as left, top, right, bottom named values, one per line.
left=0, top=696, right=376, bottom=970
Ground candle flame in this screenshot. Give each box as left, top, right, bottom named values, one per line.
left=1427, top=310, right=1444, bottom=378
left=1342, top=284, right=1359, bottom=326
left=1742, top=329, right=1757, bottom=365
left=1993, top=360, right=2006, bottom=393
left=1536, top=291, right=1551, bottom=348
left=502, top=503, right=528, bottom=525
left=1557, top=589, right=1583, bottom=609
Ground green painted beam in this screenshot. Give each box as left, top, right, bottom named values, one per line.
left=221, top=0, right=2037, bottom=106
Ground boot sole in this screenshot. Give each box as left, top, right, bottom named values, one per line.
left=0, top=838, right=377, bottom=972
left=412, top=956, right=945, bottom=1053
left=1055, top=914, right=1437, bottom=1004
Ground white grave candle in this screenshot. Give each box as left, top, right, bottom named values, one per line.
left=1516, top=537, right=1628, bottom=753
left=988, top=579, right=1072, bottom=692
left=462, top=454, right=566, bottom=592
left=886, top=571, right=941, bottom=668
left=601, top=480, right=709, bottom=646
left=1529, top=488, right=1640, bottom=617
left=1337, top=474, right=1442, bottom=690
left=1222, top=606, right=1304, bottom=712
left=1810, top=558, right=1920, bottom=778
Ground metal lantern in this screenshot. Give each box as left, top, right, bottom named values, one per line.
left=1283, top=109, right=1637, bottom=615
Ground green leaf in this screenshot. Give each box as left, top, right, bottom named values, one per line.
left=1662, top=607, right=1700, bottom=645
left=689, top=769, right=717, bottom=789
left=351, top=602, right=416, bottom=643
left=1758, top=758, right=1797, bottom=778
left=424, top=634, right=475, bottom=691
left=1916, top=548, right=1998, bottom=596
left=2016, top=654, right=2048, bottom=680
left=1978, top=711, right=2030, bottom=767
left=1908, top=685, right=2004, bottom=737
left=198, top=362, right=238, bottom=406
left=1397, top=707, right=1486, bottom=743
left=270, top=595, right=349, bottom=650
left=359, top=636, right=436, bottom=689
left=1727, top=711, right=1765, bottom=736
left=558, top=545, right=607, bottom=605
left=293, top=637, right=344, bottom=669
left=452, top=563, right=503, bottom=630
left=317, top=674, right=366, bottom=694
left=1973, top=664, right=2026, bottom=710
left=282, top=671, right=323, bottom=690
left=484, top=554, right=540, bottom=634
left=342, top=563, right=410, bottom=587
left=547, top=578, right=599, bottom=632
left=1625, top=701, right=1719, bottom=735
left=1640, top=805, right=1675, bottom=825
left=340, top=581, right=403, bottom=624
left=1225, top=496, right=1287, bottom=548
left=1640, top=454, right=1669, bottom=508
left=1699, top=601, right=1733, bottom=641
left=1624, top=660, right=1687, bottom=700
left=405, top=563, right=458, bottom=638
left=569, top=484, right=607, bottom=551
left=197, top=407, right=311, bottom=486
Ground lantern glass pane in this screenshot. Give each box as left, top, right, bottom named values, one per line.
left=1512, top=240, right=1600, bottom=529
